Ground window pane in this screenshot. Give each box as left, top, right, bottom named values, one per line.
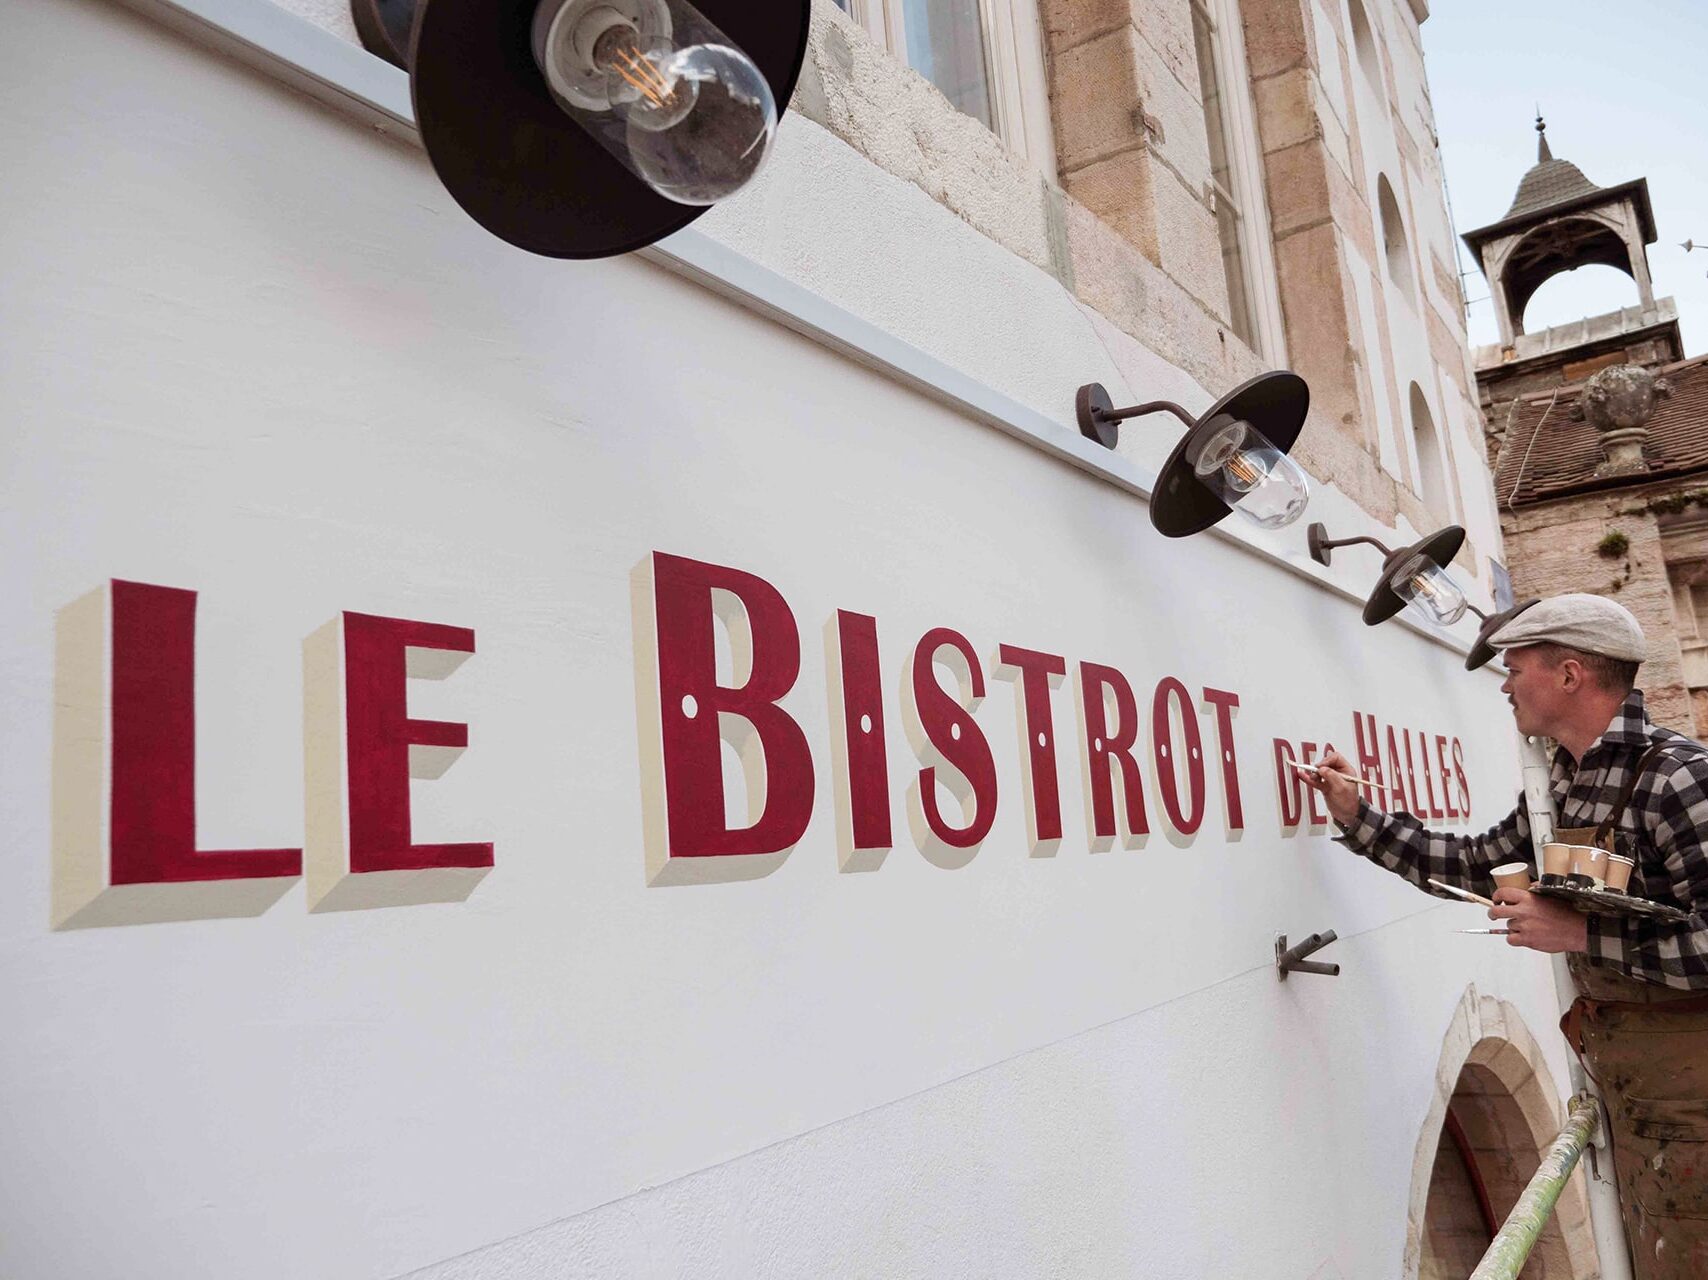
left=1192, top=3, right=1256, bottom=345
left=1214, top=197, right=1255, bottom=348
left=1192, top=9, right=1233, bottom=200
left=902, top=0, right=994, bottom=130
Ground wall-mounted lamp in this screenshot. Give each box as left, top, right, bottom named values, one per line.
left=1073, top=372, right=1311, bottom=537
left=1309, top=523, right=1541, bottom=664
left=353, top=0, right=809, bottom=257
left=1464, top=598, right=1540, bottom=671
left=1307, top=522, right=1471, bottom=628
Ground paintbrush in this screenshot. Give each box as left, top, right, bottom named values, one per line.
left=1289, top=761, right=1388, bottom=790
left=1428, top=878, right=1497, bottom=908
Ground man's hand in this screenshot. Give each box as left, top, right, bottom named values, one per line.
left=1300, top=748, right=1364, bottom=827
left=1489, top=888, right=1588, bottom=953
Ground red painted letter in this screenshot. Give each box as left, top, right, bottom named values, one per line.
left=1152, top=677, right=1205, bottom=835
left=1080, top=662, right=1149, bottom=841
left=1452, top=737, right=1470, bottom=819
left=1300, top=741, right=1327, bottom=825
left=1353, top=711, right=1388, bottom=808
left=912, top=629, right=997, bottom=850
left=653, top=553, right=814, bottom=858
left=1435, top=734, right=1457, bottom=818
left=1413, top=729, right=1443, bottom=818
left=343, top=612, right=492, bottom=874
left=109, top=580, right=301, bottom=885
left=1202, top=687, right=1244, bottom=831
left=997, top=644, right=1066, bottom=847
left=834, top=610, right=891, bottom=857
left=1274, top=738, right=1302, bottom=828
left=1385, top=724, right=1410, bottom=815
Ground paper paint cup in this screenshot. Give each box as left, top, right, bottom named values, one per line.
left=1541, top=842, right=1573, bottom=886
left=1569, top=845, right=1609, bottom=891
left=1491, top=861, right=1534, bottom=892
left=1604, top=854, right=1636, bottom=895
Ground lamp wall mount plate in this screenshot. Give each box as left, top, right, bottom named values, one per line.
left=1075, top=383, right=1119, bottom=450
left=1306, top=520, right=1329, bottom=565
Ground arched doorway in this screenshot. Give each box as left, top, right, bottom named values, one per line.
left=1406, top=990, right=1599, bottom=1278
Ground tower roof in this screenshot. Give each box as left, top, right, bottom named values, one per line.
left=1503, top=151, right=1603, bottom=222
left=1463, top=118, right=1655, bottom=254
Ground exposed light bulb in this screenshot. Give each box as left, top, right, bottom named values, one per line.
left=1189, top=418, right=1310, bottom=528
left=533, top=0, right=778, bottom=206
left=1393, top=552, right=1468, bottom=626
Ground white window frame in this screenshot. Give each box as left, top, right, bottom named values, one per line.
left=837, top=0, right=1057, bottom=175
left=1188, top=0, right=1287, bottom=364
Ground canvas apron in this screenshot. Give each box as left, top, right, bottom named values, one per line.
left=1556, top=743, right=1708, bottom=1278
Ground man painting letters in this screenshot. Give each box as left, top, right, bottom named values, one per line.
left=1306, top=593, right=1708, bottom=1277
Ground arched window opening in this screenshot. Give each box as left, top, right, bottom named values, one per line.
left=1378, top=175, right=1414, bottom=298
left=1520, top=263, right=1644, bottom=334
left=1410, top=383, right=1449, bottom=517
left=1347, top=0, right=1381, bottom=88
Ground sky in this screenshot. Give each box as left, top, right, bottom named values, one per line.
left=1419, top=0, right=1707, bottom=355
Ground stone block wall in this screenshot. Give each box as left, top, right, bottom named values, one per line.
left=793, top=0, right=1486, bottom=549
left=1501, top=489, right=1694, bottom=733
left=1037, top=0, right=1226, bottom=318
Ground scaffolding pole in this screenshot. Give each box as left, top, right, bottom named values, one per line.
left=1469, top=1093, right=1601, bottom=1279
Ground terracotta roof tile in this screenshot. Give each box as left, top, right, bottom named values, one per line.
left=1495, top=355, right=1708, bottom=507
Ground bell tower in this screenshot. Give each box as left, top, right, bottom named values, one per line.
left=1463, top=117, right=1682, bottom=456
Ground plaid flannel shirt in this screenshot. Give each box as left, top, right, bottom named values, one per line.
left=1335, top=689, right=1708, bottom=990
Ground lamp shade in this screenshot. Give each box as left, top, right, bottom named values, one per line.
left=1466, top=598, right=1540, bottom=670
left=409, top=0, right=810, bottom=258
left=1362, top=525, right=1465, bottom=626
left=1151, top=371, right=1309, bottom=537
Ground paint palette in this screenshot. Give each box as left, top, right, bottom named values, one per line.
left=1530, top=882, right=1691, bottom=924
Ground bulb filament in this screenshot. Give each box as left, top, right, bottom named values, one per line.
left=1225, top=450, right=1263, bottom=488
left=594, top=26, right=675, bottom=109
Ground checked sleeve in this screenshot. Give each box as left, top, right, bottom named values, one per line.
left=1334, top=793, right=1531, bottom=901
left=1585, top=758, right=1708, bottom=990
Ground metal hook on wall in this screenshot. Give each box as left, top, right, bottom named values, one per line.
left=1275, top=930, right=1341, bottom=980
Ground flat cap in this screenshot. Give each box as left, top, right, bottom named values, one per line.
left=1489, top=592, right=1647, bottom=663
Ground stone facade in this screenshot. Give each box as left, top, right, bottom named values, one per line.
left=1475, top=306, right=1681, bottom=466
left=1469, top=133, right=1707, bottom=735
left=1499, top=485, right=1695, bottom=732
left=793, top=0, right=1492, bottom=573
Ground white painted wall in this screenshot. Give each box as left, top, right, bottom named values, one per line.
left=0, top=1, right=1571, bottom=1277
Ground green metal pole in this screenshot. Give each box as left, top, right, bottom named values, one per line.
left=1468, top=1093, right=1602, bottom=1280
